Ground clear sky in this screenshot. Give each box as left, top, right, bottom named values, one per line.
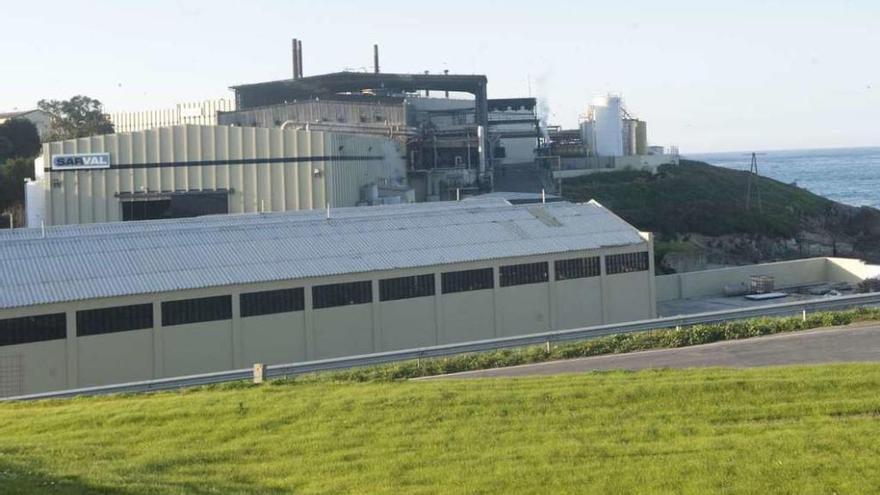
left=3, top=0, right=878, bottom=153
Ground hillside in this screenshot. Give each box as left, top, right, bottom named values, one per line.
left=2, top=365, right=880, bottom=494
left=561, top=160, right=880, bottom=268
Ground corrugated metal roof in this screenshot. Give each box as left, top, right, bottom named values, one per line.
left=0, top=199, right=646, bottom=310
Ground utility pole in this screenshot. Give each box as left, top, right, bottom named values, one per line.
left=745, top=152, right=763, bottom=212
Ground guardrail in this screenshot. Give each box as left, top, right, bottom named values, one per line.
left=6, top=292, right=880, bottom=401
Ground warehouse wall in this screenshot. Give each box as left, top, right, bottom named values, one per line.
left=239, top=312, right=307, bottom=367
left=556, top=277, right=604, bottom=329
left=0, top=245, right=654, bottom=397
left=37, top=125, right=407, bottom=226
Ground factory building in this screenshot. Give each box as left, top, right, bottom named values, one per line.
left=108, top=99, right=235, bottom=133
left=223, top=67, right=540, bottom=200
left=0, top=198, right=655, bottom=397
left=25, top=124, right=408, bottom=227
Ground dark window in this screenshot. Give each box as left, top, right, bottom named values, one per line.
left=500, top=262, right=549, bottom=287
left=442, top=268, right=494, bottom=294
left=76, top=304, right=153, bottom=337
left=312, top=281, right=372, bottom=309
left=380, top=274, right=435, bottom=302
left=122, top=192, right=228, bottom=221
left=240, top=288, right=304, bottom=318
left=555, top=256, right=601, bottom=281
left=606, top=251, right=650, bottom=275
left=161, top=295, right=232, bottom=326
left=0, top=313, right=66, bottom=347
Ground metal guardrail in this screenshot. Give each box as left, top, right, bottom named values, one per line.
left=6, top=292, right=880, bottom=401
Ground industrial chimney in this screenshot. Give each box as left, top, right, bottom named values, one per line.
left=297, top=39, right=303, bottom=78
left=291, top=38, right=300, bottom=79
left=373, top=44, right=380, bottom=74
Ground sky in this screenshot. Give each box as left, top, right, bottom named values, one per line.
left=3, top=0, right=878, bottom=153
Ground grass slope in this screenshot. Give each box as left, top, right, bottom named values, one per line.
left=561, top=160, right=834, bottom=238
left=3, top=364, right=880, bottom=494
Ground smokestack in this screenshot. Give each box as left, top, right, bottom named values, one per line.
left=292, top=38, right=299, bottom=79
left=444, top=69, right=449, bottom=97
left=373, top=44, right=380, bottom=74
left=297, top=39, right=303, bottom=78
left=424, top=70, right=430, bottom=97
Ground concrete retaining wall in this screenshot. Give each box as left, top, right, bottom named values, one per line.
left=656, top=257, right=879, bottom=302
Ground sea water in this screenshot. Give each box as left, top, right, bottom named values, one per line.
left=685, top=147, right=880, bottom=209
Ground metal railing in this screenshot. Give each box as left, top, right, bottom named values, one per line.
left=5, top=292, right=880, bottom=401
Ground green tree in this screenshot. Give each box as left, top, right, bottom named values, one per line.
left=0, top=118, right=41, bottom=161
left=0, top=157, right=34, bottom=211
left=37, top=95, right=114, bottom=141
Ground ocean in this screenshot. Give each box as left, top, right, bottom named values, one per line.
left=685, top=147, right=880, bottom=209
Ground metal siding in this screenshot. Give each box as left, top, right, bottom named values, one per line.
left=108, top=99, right=235, bottom=133
left=0, top=200, right=646, bottom=309
left=41, top=125, right=404, bottom=225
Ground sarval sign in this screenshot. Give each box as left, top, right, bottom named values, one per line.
left=51, top=153, right=111, bottom=170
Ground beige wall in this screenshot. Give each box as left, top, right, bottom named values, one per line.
left=826, top=257, right=880, bottom=285
left=0, top=340, right=66, bottom=398
left=312, top=304, right=375, bottom=359
left=556, top=277, right=604, bottom=329
left=441, top=290, right=496, bottom=344
left=0, top=243, right=654, bottom=397
left=497, top=282, right=551, bottom=336
left=239, top=312, right=307, bottom=366
left=379, top=297, right=437, bottom=351
left=655, top=257, right=878, bottom=302
left=162, top=320, right=234, bottom=377
left=77, top=329, right=153, bottom=387
left=36, top=125, right=407, bottom=226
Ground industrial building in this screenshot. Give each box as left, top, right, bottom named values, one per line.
left=108, top=99, right=235, bottom=133
left=25, top=124, right=409, bottom=227
left=541, top=94, right=678, bottom=178
left=0, top=198, right=655, bottom=397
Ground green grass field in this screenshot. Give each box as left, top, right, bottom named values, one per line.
left=2, top=364, right=880, bottom=494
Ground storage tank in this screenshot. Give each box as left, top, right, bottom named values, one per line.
left=622, top=119, right=639, bottom=156
left=579, top=121, right=594, bottom=156
left=635, top=120, right=648, bottom=155
left=24, top=178, right=46, bottom=228
left=591, top=95, right=623, bottom=156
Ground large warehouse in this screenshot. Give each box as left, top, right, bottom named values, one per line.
left=0, top=198, right=655, bottom=397
left=25, top=124, right=409, bottom=227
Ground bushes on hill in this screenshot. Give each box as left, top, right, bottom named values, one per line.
left=273, top=307, right=880, bottom=384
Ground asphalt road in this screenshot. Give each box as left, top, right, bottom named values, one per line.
left=425, top=322, right=880, bottom=379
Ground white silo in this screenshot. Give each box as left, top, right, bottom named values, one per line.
left=591, top=95, right=623, bottom=157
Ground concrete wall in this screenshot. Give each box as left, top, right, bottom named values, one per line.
left=656, top=257, right=880, bottom=302
left=34, top=125, right=407, bottom=226
left=826, top=257, right=880, bottom=284
left=553, top=154, right=678, bottom=179
left=0, top=244, right=654, bottom=397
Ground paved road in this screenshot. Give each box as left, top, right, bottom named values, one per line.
left=425, top=322, right=880, bottom=379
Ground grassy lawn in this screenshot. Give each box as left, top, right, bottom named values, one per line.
left=2, top=364, right=880, bottom=494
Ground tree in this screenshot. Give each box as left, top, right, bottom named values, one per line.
left=38, top=95, right=114, bottom=141
left=0, top=118, right=41, bottom=161
left=0, top=157, right=35, bottom=212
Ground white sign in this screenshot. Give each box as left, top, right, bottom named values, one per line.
left=51, top=153, right=111, bottom=170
